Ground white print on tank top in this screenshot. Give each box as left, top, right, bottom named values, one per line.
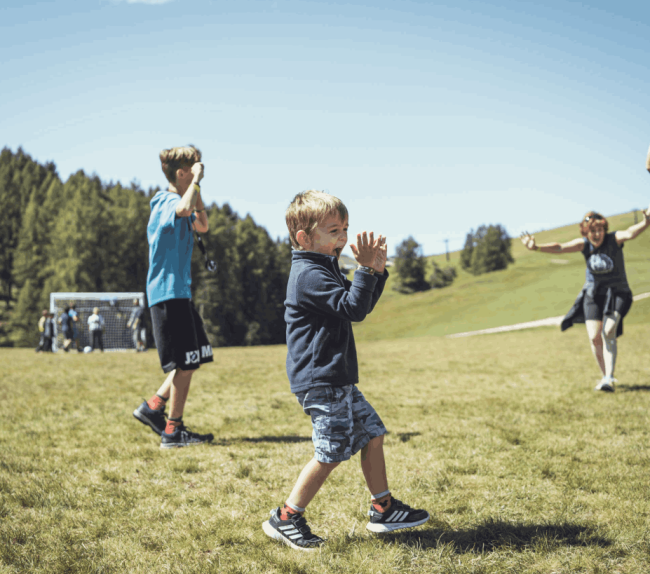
left=588, top=253, right=614, bottom=274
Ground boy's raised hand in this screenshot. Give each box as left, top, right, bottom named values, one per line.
left=350, top=231, right=386, bottom=271
left=373, top=236, right=388, bottom=273
left=191, top=162, right=204, bottom=183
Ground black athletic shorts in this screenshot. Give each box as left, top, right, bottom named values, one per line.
left=583, top=290, right=633, bottom=322
left=150, top=299, right=214, bottom=373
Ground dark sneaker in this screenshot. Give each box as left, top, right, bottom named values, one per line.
left=366, top=497, right=430, bottom=533
left=262, top=508, right=325, bottom=551
left=133, top=400, right=167, bottom=436
left=160, top=424, right=214, bottom=449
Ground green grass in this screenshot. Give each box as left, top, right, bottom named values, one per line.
left=3, top=298, right=650, bottom=573
left=353, top=211, right=650, bottom=340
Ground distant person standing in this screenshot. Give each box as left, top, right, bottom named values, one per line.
left=69, top=304, right=82, bottom=352
left=36, top=309, right=48, bottom=353
left=88, top=307, right=105, bottom=352
left=132, top=144, right=214, bottom=449
left=58, top=306, right=73, bottom=352
left=43, top=312, right=55, bottom=352
left=127, top=299, right=146, bottom=352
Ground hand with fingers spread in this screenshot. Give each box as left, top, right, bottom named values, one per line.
left=350, top=231, right=381, bottom=269
left=520, top=231, right=537, bottom=251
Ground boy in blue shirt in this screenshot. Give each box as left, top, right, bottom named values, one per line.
left=132, top=145, right=214, bottom=449
left=263, top=190, right=429, bottom=551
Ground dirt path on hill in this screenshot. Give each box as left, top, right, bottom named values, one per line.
left=446, top=292, right=650, bottom=339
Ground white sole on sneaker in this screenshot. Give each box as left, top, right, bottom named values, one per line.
left=366, top=514, right=430, bottom=533
left=262, top=520, right=318, bottom=552
left=159, top=441, right=205, bottom=449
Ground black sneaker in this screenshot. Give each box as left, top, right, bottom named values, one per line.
left=262, top=508, right=325, bottom=551
left=366, top=497, right=430, bottom=533
left=133, top=400, right=167, bottom=436
left=160, top=424, right=214, bottom=449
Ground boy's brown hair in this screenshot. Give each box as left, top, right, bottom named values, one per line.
left=579, top=211, right=609, bottom=237
left=285, top=190, right=348, bottom=250
left=159, top=145, right=202, bottom=185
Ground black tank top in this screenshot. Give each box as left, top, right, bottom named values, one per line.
left=582, top=232, right=630, bottom=293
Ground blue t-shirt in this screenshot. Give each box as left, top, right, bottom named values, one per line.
left=146, top=190, right=196, bottom=306
left=60, top=312, right=71, bottom=333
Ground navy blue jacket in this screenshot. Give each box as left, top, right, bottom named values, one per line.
left=285, top=250, right=388, bottom=394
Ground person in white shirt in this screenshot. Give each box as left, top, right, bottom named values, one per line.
left=87, top=307, right=105, bottom=352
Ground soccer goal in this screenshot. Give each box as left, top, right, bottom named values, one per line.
left=50, top=292, right=145, bottom=352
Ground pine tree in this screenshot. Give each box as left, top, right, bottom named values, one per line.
left=0, top=147, right=57, bottom=310
left=9, top=279, right=45, bottom=346
left=393, top=236, right=430, bottom=294
left=460, top=231, right=474, bottom=271
left=463, top=224, right=514, bottom=275
left=45, top=171, right=110, bottom=293
left=101, top=182, right=150, bottom=292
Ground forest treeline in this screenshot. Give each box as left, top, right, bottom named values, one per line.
left=0, top=147, right=292, bottom=348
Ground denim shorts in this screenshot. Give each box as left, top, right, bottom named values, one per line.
left=295, top=385, right=387, bottom=463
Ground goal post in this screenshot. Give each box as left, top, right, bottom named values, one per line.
left=50, top=292, right=145, bottom=352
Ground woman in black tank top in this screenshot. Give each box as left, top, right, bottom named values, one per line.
left=521, top=206, right=650, bottom=393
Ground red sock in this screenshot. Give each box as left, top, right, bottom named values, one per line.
left=372, top=495, right=392, bottom=513
left=164, top=419, right=181, bottom=434
left=147, top=395, right=167, bottom=411
left=280, top=503, right=301, bottom=520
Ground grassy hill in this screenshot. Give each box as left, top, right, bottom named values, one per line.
left=353, top=211, right=650, bottom=341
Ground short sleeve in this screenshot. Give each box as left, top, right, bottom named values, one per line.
left=159, top=193, right=181, bottom=231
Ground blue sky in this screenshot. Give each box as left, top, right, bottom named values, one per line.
left=2, top=0, right=649, bottom=256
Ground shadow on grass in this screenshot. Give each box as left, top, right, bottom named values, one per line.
left=618, top=384, right=650, bottom=393
left=379, top=519, right=611, bottom=552
left=394, top=431, right=421, bottom=443
left=211, top=435, right=311, bottom=446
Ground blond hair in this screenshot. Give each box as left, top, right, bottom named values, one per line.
left=285, top=190, right=348, bottom=249
left=159, top=145, right=202, bottom=184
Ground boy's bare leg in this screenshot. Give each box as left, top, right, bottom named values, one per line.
left=168, top=368, right=193, bottom=422
left=287, top=458, right=340, bottom=510
left=361, top=435, right=390, bottom=506
left=586, top=320, right=606, bottom=376
left=155, top=369, right=176, bottom=400
left=361, top=435, right=388, bottom=493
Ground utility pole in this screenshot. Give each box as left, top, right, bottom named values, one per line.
left=444, top=239, right=450, bottom=262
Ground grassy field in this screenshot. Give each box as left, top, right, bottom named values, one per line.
left=3, top=295, right=650, bottom=573
left=353, top=211, right=650, bottom=341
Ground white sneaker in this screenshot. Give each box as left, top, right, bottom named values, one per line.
left=594, top=377, right=615, bottom=393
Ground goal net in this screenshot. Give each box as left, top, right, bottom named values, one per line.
left=50, top=292, right=145, bottom=352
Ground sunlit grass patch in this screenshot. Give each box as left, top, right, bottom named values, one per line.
left=2, top=321, right=650, bottom=572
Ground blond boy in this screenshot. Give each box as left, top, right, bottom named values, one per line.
left=262, top=190, right=429, bottom=551
left=132, top=145, right=214, bottom=448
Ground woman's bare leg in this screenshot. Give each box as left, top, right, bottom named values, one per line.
left=602, top=312, right=621, bottom=378
left=586, top=320, right=605, bottom=376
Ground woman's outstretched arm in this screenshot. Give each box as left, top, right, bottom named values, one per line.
left=615, top=204, right=650, bottom=244
left=520, top=232, right=584, bottom=253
